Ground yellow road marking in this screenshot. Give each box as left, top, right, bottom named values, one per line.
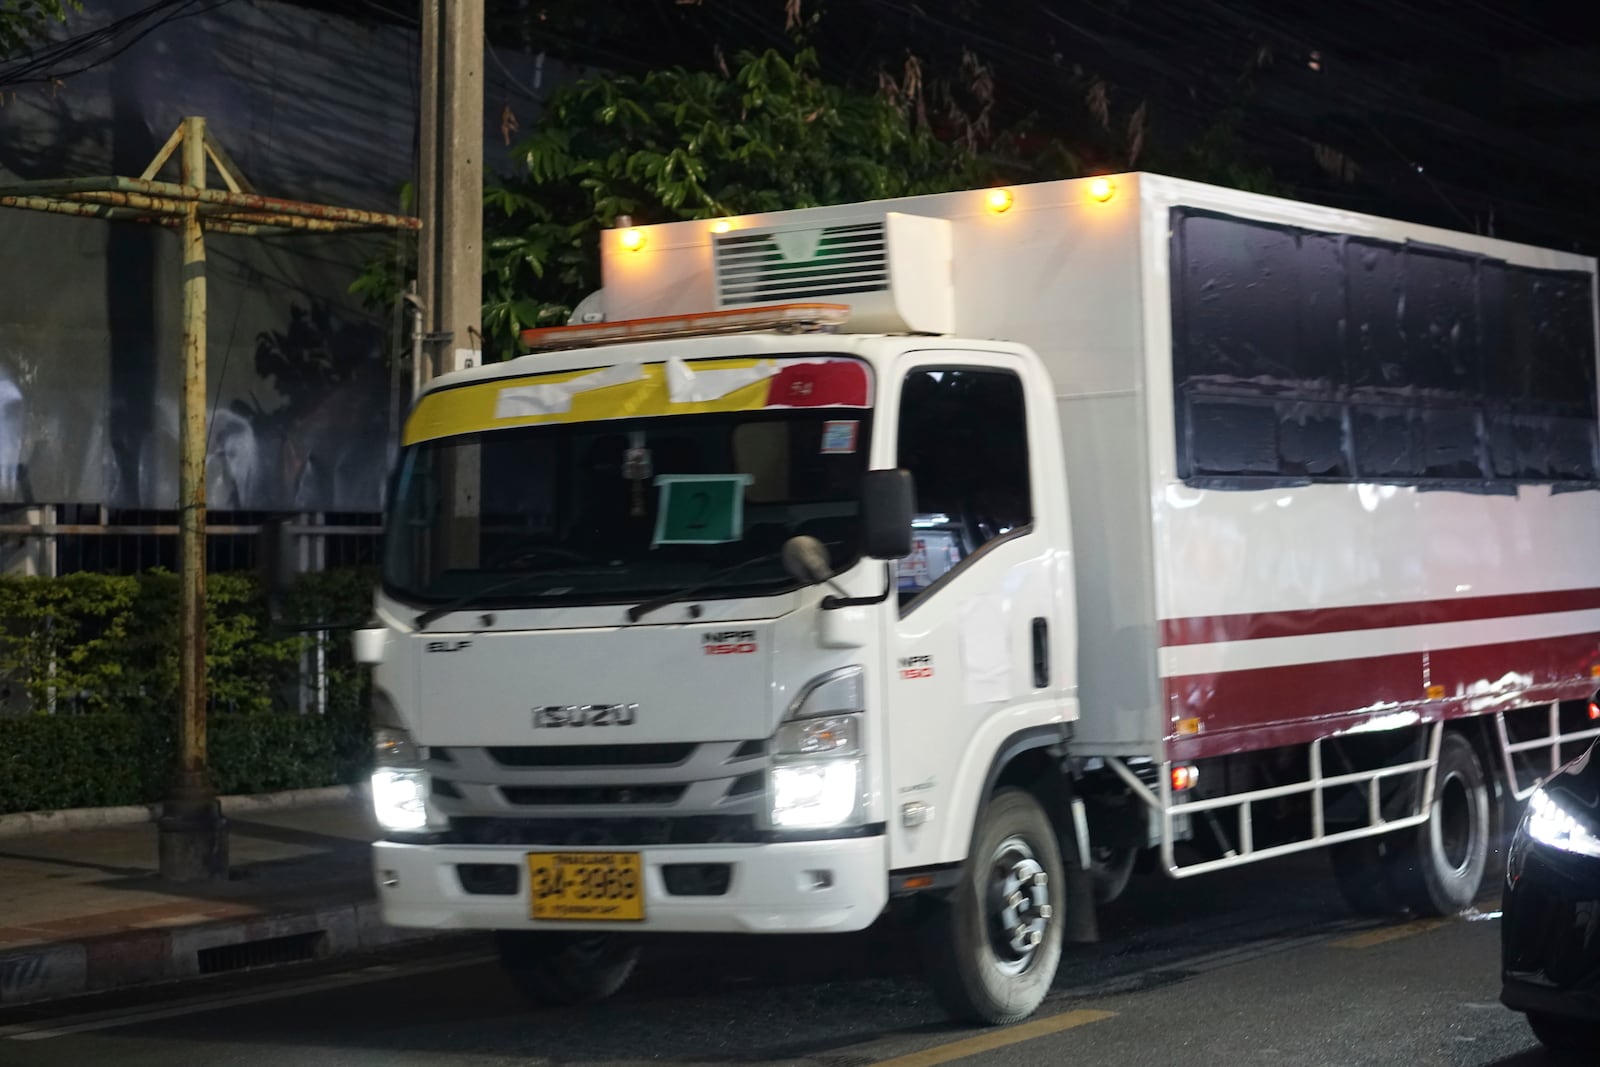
left=870, top=1008, right=1117, bottom=1067
left=1330, top=917, right=1449, bottom=949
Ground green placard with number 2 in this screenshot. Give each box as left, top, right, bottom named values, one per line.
left=651, top=475, right=752, bottom=545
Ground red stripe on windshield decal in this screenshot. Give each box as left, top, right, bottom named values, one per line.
left=765, top=361, right=870, bottom=408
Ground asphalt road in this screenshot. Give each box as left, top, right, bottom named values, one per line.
left=0, top=850, right=1567, bottom=1066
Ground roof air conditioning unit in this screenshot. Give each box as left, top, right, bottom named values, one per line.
left=710, top=211, right=953, bottom=334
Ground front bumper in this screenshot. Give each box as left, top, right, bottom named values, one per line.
left=372, top=834, right=889, bottom=934
left=1500, top=844, right=1600, bottom=1023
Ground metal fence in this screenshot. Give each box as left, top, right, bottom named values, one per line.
left=0, top=505, right=382, bottom=577
left=0, top=505, right=382, bottom=717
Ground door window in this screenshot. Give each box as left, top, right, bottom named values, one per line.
left=895, top=367, right=1032, bottom=605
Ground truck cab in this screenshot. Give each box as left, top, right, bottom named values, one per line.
left=364, top=318, right=1079, bottom=1022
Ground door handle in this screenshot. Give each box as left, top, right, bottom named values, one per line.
left=1031, top=617, right=1049, bottom=689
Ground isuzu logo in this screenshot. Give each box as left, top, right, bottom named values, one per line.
left=532, top=704, right=639, bottom=728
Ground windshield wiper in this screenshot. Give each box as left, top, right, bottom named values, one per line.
left=415, top=572, right=569, bottom=631
left=626, top=551, right=786, bottom=623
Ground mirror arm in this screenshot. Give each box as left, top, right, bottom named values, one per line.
left=821, top=564, right=895, bottom=611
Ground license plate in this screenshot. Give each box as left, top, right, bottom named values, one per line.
left=526, top=851, right=644, bottom=922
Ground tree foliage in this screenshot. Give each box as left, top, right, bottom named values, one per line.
left=358, top=47, right=1000, bottom=361
left=0, top=0, right=78, bottom=61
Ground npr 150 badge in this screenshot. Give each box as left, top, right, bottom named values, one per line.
left=703, top=630, right=758, bottom=655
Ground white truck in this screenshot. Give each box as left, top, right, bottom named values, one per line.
left=356, top=172, right=1600, bottom=1024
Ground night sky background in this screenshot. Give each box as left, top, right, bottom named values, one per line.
left=284, top=0, right=1600, bottom=257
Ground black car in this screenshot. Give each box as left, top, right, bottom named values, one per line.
left=1502, top=733, right=1600, bottom=1059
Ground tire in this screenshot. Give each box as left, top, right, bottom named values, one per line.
left=919, top=788, right=1066, bottom=1025
left=494, top=931, right=640, bottom=1006
left=1388, top=731, right=1491, bottom=916
left=1328, top=732, right=1491, bottom=919
left=1328, top=838, right=1406, bottom=918
left=1090, top=845, right=1138, bottom=905
left=1528, top=1011, right=1600, bottom=1061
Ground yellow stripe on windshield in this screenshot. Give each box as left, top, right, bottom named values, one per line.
left=403, top=359, right=777, bottom=446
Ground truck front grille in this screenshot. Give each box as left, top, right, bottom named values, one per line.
left=488, top=743, right=696, bottom=768
left=448, top=814, right=763, bottom=847
left=423, top=739, right=769, bottom=832
left=500, top=784, right=688, bottom=807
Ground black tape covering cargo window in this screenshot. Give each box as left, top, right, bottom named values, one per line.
left=1169, top=206, right=1598, bottom=487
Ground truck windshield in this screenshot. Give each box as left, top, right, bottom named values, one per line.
left=382, top=408, right=874, bottom=611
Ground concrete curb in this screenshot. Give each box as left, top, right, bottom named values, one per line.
left=0, top=785, right=363, bottom=838
left=0, top=897, right=433, bottom=1008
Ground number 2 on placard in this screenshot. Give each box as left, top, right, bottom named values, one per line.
left=686, top=491, right=711, bottom=531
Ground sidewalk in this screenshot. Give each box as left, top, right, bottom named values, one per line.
left=0, top=794, right=432, bottom=1007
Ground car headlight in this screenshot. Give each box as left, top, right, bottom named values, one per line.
left=1525, top=787, right=1600, bottom=858
left=371, top=725, right=443, bottom=834
left=770, top=668, right=867, bottom=831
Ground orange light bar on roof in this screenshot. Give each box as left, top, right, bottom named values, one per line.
left=520, top=303, right=851, bottom=353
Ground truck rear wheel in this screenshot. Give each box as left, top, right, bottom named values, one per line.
left=494, top=931, right=639, bottom=1006
left=919, top=788, right=1065, bottom=1024
left=1328, top=838, right=1405, bottom=918
left=1389, top=730, right=1490, bottom=915
left=1327, top=731, right=1490, bottom=918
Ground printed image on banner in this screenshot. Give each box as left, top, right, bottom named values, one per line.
left=652, top=474, right=754, bottom=545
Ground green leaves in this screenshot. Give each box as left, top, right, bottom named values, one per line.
left=0, top=567, right=379, bottom=814
left=0, top=712, right=370, bottom=814
left=0, top=567, right=376, bottom=718
left=0, top=0, right=78, bottom=61
left=353, top=45, right=992, bottom=363
left=471, top=46, right=992, bottom=359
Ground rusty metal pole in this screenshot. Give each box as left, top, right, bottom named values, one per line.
left=158, top=115, right=228, bottom=882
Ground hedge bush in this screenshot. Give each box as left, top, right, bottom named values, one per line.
left=0, top=710, right=370, bottom=814
left=0, top=567, right=379, bottom=815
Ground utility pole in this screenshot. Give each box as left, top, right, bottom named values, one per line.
left=0, top=125, right=418, bottom=883
left=159, top=115, right=226, bottom=882
left=417, top=0, right=484, bottom=388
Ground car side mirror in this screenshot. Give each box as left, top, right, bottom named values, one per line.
left=861, top=468, right=915, bottom=560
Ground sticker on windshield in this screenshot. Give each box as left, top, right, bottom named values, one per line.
left=820, top=420, right=860, bottom=454
left=651, top=474, right=753, bottom=546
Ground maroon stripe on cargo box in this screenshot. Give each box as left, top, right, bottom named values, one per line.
left=1160, top=587, right=1600, bottom=648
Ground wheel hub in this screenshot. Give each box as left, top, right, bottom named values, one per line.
left=986, top=834, right=1053, bottom=975
left=1435, top=770, right=1475, bottom=875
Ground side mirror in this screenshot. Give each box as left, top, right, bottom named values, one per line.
left=353, top=627, right=388, bottom=665
left=861, top=468, right=915, bottom=560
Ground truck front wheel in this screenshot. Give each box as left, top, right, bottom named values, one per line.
left=494, top=931, right=640, bottom=1006
left=919, top=788, right=1066, bottom=1024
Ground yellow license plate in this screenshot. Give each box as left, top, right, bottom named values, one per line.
left=526, top=851, right=644, bottom=921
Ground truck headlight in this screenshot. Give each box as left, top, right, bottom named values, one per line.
left=372, top=768, right=431, bottom=832
left=770, top=694, right=864, bottom=830
left=371, top=726, right=441, bottom=834
left=771, top=759, right=861, bottom=830
left=1526, top=787, right=1600, bottom=858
